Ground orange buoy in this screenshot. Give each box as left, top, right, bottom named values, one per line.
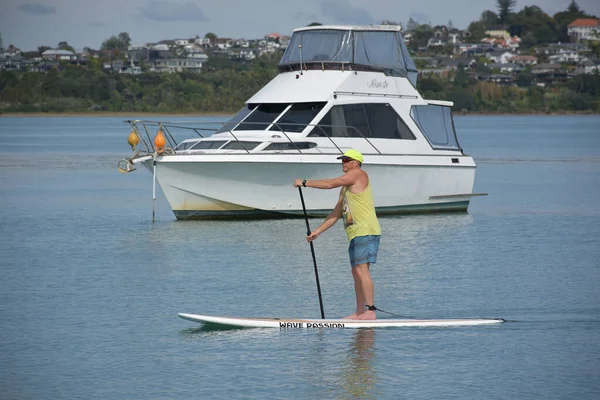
left=127, top=131, right=139, bottom=150
left=154, top=129, right=166, bottom=153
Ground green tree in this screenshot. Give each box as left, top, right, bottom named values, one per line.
left=58, top=41, right=75, bottom=52
left=409, top=24, right=433, bottom=48
left=515, top=68, right=534, bottom=87
left=510, top=6, right=558, bottom=45
left=42, top=67, right=61, bottom=97
left=37, top=45, right=51, bottom=55
left=567, top=0, right=581, bottom=13
left=449, top=89, right=477, bottom=111
left=454, top=64, right=470, bottom=88
left=468, top=21, right=487, bottom=41
left=101, top=32, right=131, bottom=51
left=496, top=0, right=516, bottom=23
left=204, top=32, right=217, bottom=41
left=406, top=18, right=419, bottom=31
left=480, top=10, right=499, bottom=27
left=307, top=22, right=323, bottom=27
left=553, top=1, right=591, bottom=42
left=527, top=86, right=545, bottom=110
left=417, top=77, right=444, bottom=92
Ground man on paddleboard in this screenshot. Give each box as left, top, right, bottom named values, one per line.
left=294, top=149, right=381, bottom=320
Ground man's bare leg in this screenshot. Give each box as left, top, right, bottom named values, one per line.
left=343, top=263, right=375, bottom=320
left=343, top=268, right=366, bottom=319
left=354, top=263, right=376, bottom=320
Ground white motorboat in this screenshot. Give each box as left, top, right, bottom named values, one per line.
left=119, top=25, right=485, bottom=220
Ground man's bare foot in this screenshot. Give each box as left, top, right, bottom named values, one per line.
left=343, top=313, right=358, bottom=320
left=357, top=310, right=376, bottom=320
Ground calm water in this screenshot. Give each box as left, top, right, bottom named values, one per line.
left=1, top=115, right=599, bottom=399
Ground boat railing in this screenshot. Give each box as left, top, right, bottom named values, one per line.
left=124, top=119, right=384, bottom=156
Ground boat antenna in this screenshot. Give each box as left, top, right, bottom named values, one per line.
left=298, top=187, right=325, bottom=319
left=299, top=44, right=303, bottom=75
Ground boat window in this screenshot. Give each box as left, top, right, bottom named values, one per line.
left=309, top=103, right=416, bottom=140
left=234, top=103, right=289, bottom=131
left=175, top=140, right=201, bottom=150
left=216, top=104, right=256, bottom=133
left=221, top=141, right=261, bottom=150
left=264, top=142, right=318, bottom=151
left=410, top=105, right=461, bottom=150
left=281, top=30, right=353, bottom=63
left=270, top=103, right=326, bottom=133
left=189, top=140, right=228, bottom=150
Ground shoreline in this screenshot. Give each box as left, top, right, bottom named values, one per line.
left=0, top=111, right=598, bottom=117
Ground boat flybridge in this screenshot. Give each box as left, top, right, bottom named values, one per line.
left=119, top=25, right=485, bottom=220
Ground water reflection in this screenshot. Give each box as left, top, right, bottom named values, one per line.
left=341, top=329, right=377, bottom=399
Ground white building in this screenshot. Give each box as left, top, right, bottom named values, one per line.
left=41, top=49, right=76, bottom=60
left=568, top=19, right=600, bottom=40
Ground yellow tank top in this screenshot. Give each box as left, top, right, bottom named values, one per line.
left=342, top=184, right=381, bottom=241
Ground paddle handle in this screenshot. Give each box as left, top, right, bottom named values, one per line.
left=298, top=187, right=325, bottom=319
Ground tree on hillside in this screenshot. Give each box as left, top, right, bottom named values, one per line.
left=101, top=32, right=131, bottom=51
left=406, top=18, right=419, bottom=31
left=553, top=0, right=593, bottom=42
left=496, top=0, right=517, bottom=23
left=567, top=0, right=581, bottom=13
left=468, top=21, right=487, bottom=41
left=204, top=32, right=217, bottom=41
left=37, top=45, right=51, bottom=55
left=480, top=10, right=499, bottom=27
left=58, top=41, right=75, bottom=52
left=307, top=22, right=322, bottom=27
left=409, top=24, right=433, bottom=48
left=510, top=6, right=558, bottom=46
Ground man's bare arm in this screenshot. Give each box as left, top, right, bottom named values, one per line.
left=307, top=190, right=344, bottom=242
left=295, top=169, right=360, bottom=190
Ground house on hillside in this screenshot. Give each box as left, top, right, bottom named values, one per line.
left=487, top=62, right=522, bottom=73
left=568, top=19, right=600, bottom=41
left=508, top=55, right=537, bottom=66
left=265, top=33, right=281, bottom=41
left=440, top=57, right=477, bottom=70
left=576, top=59, right=600, bottom=74
left=485, top=26, right=510, bottom=39
left=487, top=50, right=515, bottom=64
left=42, top=49, right=77, bottom=61
left=214, top=38, right=233, bottom=50
left=128, top=45, right=150, bottom=63
left=174, top=39, right=190, bottom=46
left=531, top=63, right=567, bottom=86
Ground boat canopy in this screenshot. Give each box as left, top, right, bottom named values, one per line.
left=279, top=26, right=418, bottom=86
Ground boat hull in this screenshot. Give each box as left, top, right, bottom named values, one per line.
left=147, top=155, right=476, bottom=220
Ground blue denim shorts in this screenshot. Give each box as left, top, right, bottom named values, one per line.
left=348, top=235, right=380, bottom=267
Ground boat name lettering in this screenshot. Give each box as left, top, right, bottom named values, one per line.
left=279, top=322, right=304, bottom=328
left=279, top=322, right=345, bottom=328
left=367, top=79, right=389, bottom=89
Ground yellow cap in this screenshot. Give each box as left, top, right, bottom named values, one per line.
left=336, top=149, right=364, bottom=163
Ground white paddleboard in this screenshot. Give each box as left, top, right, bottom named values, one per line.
left=178, top=313, right=505, bottom=329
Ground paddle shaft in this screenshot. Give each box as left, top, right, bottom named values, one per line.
left=298, top=187, right=325, bottom=319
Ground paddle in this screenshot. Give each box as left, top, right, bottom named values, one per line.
left=298, top=187, right=325, bottom=319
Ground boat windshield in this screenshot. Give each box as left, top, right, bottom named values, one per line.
left=235, top=103, right=289, bottom=131
left=280, top=28, right=418, bottom=85
left=216, top=105, right=255, bottom=133
left=270, top=102, right=326, bottom=133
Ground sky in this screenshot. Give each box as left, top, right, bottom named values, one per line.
left=1, top=0, right=599, bottom=51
